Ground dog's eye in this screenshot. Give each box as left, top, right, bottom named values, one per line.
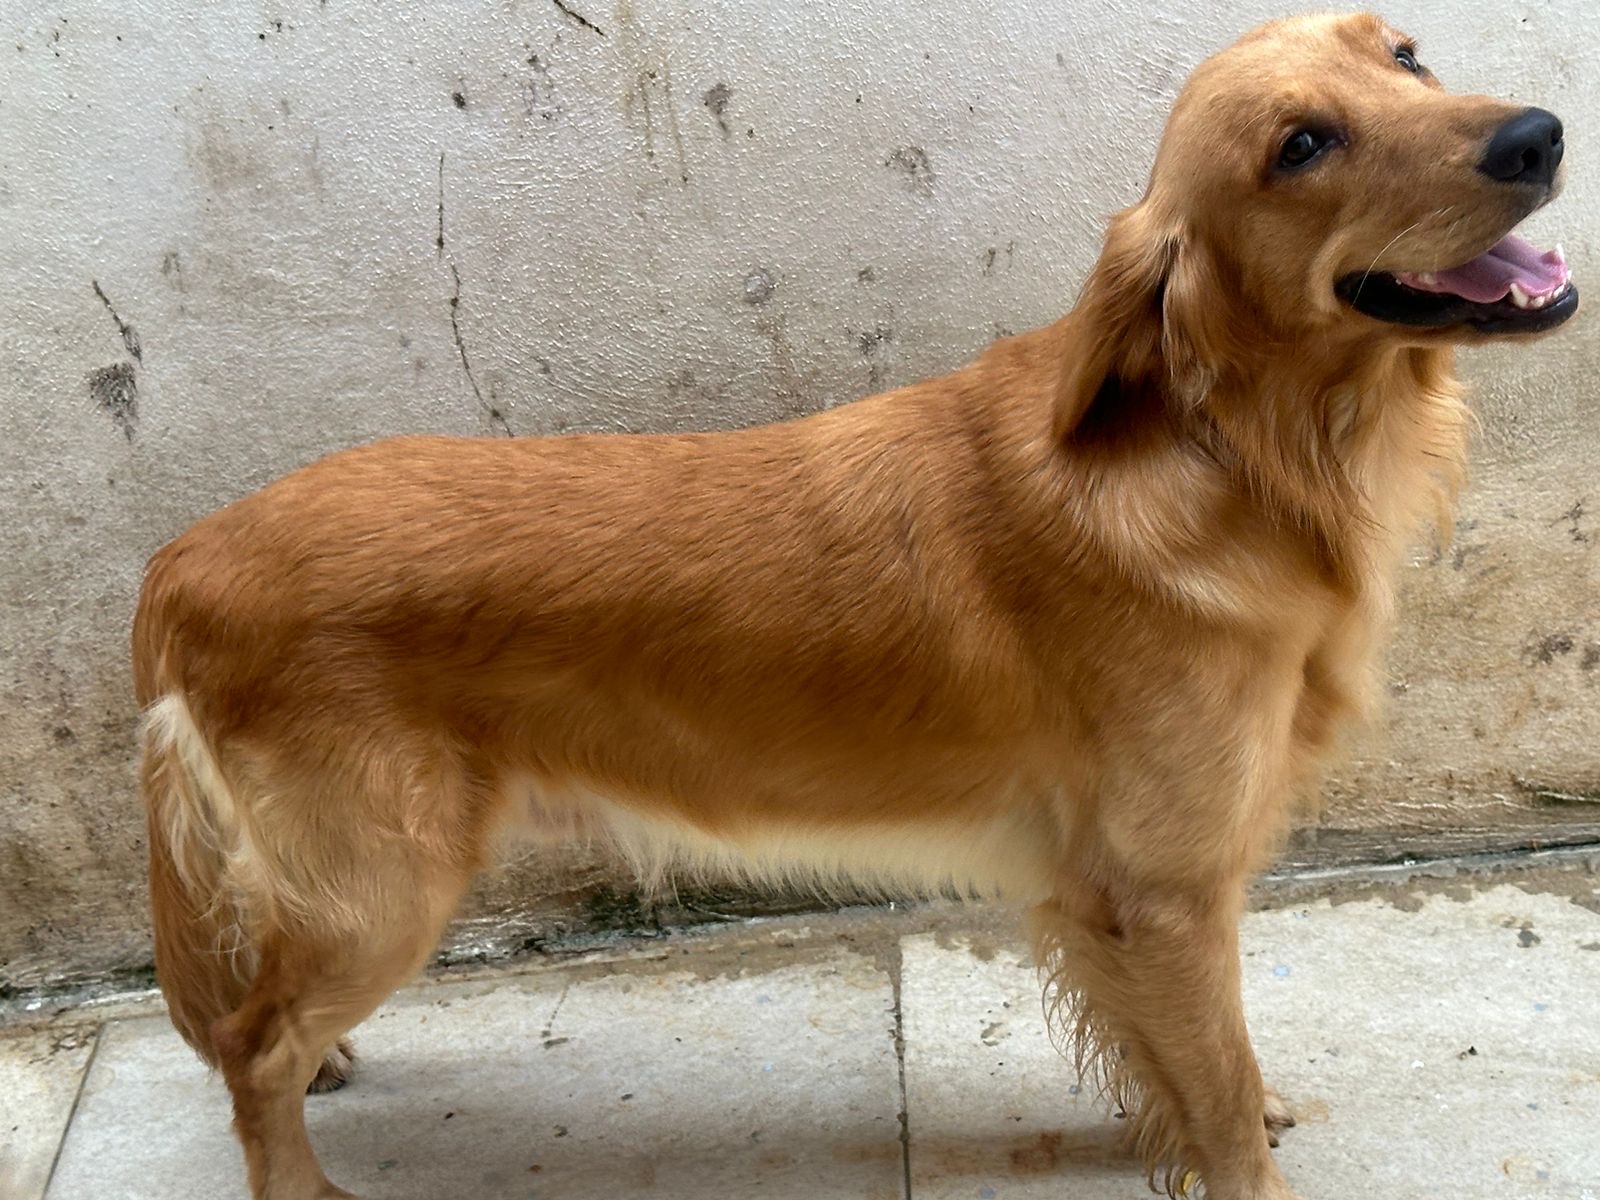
left=1394, top=46, right=1420, bottom=73
left=1278, top=129, right=1330, bottom=169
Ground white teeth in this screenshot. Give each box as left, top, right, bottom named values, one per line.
left=1554, top=243, right=1566, bottom=263
left=1419, top=272, right=1438, bottom=285
left=1509, top=282, right=1533, bottom=309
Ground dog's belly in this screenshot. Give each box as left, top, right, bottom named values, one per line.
left=502, top=774, right=1062, bottom=904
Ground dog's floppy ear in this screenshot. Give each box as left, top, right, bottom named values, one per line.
left=1053, top=202, right=1228, bottom=442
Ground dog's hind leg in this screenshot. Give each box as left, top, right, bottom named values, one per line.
left=1262, top=1085, right=1297, bottom=1148
left=211, top=866, right=473, bottom=1200
left=1032, top=865, right=1298, bottom=1200
left=307, top=1038, right=356, bottom=1095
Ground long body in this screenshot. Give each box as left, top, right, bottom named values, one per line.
left=136, top=323, right=1352, bottom=913
left=134, top=14, right=1572, bottom=1200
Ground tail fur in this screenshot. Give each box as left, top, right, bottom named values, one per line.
left=141, top=694, right=258, bottom=1065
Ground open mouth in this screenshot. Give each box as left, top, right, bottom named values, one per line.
left=1335, top=232, right=1578, bottom=334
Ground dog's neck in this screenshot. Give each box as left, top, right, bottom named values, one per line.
left=1031, top=313, right=1469, bottom=601
left=1195, top=342, right=1469, bottom=589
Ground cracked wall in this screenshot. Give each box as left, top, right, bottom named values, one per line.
left=1, top=0, right=1597, bottom=991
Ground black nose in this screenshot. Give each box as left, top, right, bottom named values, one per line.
left=1479, top=107, right=1564, bottom=188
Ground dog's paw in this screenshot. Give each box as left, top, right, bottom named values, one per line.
left=1263, top=1085, right=1297, bottom=1148
left=307, top=1038, right=356, bottom=1095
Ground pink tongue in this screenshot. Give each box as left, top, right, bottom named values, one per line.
left=1396, top=234, right=1569, bottom=303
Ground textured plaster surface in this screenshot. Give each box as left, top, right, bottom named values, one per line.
left=1, top=1, right=1596, bottom=988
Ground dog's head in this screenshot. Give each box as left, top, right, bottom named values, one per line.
left=1075, top=11, right=1575, bottom=404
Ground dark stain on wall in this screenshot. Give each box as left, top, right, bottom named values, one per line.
left=525, top=54, right=559, bottom=121
left=855, top=324, right=894, bottom=389
left=1553, top=498, right=1589, bottom=544
left=856, top=324, right=893, bottom=357
left=1524, top=631, right=1576, bottom=666
left=982, top=242, right=1015, bottom=275
left=88, top=363, right=138, bottom=440
left=88, top=280, right=141, bottom=440
left=703, top=81, right=733, bottom=138
left=160, top=250, right=186, bottom=291
left=886, top=145, right=935, bottom=196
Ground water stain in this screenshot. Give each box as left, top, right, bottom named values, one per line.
left=192, top=118, right=267, bottom=191
left=1291, top=1097, right=1332, bottom=1124
left=913, top=1126, right=1131, bottom=1180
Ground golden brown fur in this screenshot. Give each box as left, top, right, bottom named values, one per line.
left=134, top=14, right=1572, bottom=1199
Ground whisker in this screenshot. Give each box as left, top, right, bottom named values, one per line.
left=1352, top=216, right=1432, bottom=303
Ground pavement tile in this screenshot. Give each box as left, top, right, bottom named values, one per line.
left=899, top=886, right=1600, bottom=1199
left=45, top=943, right=904, bottom=1200
left=0, top=1024, right=99, bottom=1200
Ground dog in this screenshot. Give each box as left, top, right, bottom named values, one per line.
left=134, top=13, right=1575, bottom=1199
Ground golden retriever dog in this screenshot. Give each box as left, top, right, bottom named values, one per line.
left=133, top=12, right=1575, bottom=1199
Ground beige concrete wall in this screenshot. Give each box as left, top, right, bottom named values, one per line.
left=2, top=0, right=1596, bottom=994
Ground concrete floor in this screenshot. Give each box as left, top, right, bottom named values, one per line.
left=4, top=876, right=1599, bottom=1200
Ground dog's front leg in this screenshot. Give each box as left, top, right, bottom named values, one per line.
left=1032, top=865, right=1298, bottom=1200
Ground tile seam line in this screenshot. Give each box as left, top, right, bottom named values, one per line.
left=40, top=1021, right=105, bottom=1200
left=891, top=937, right=913, bottom=1200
